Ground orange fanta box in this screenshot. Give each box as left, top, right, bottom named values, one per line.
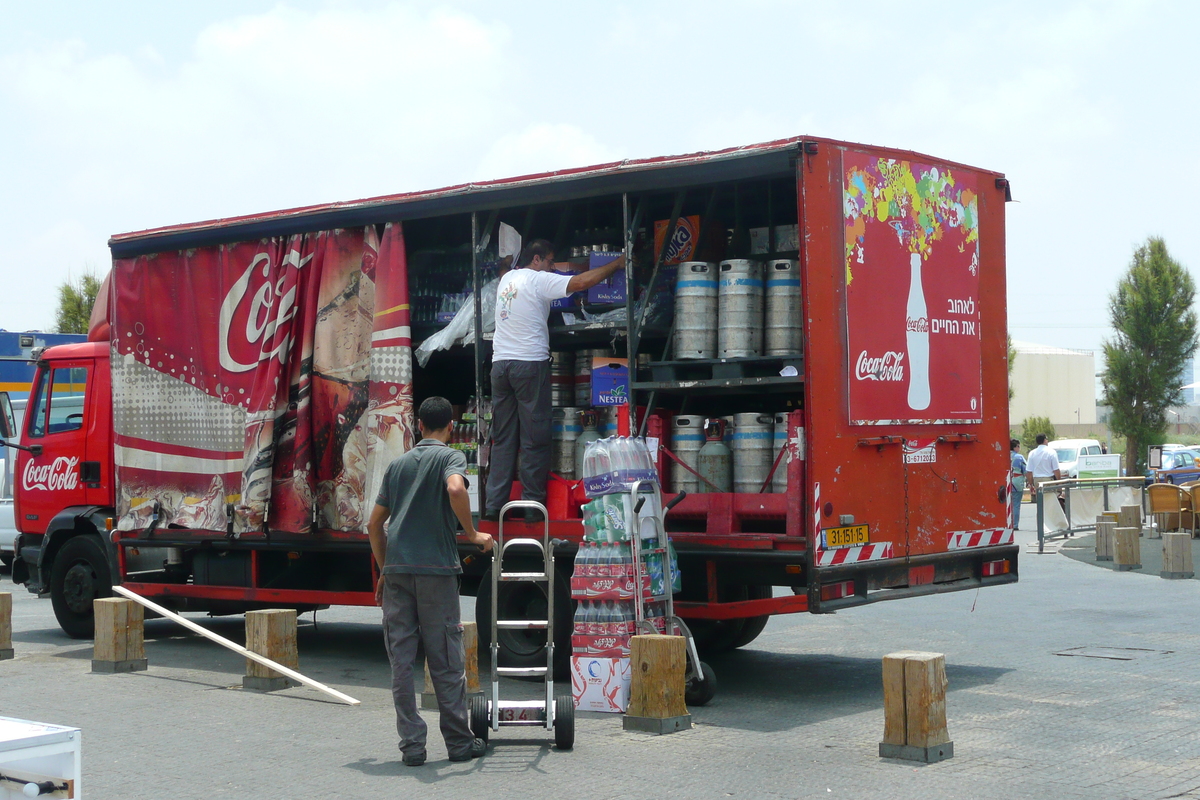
left=653, top=215, right=701, bottom=265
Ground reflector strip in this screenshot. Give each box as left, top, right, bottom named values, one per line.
left=947, top=528, right=1013, bottom=550
left=815, top=541, right=893, bottom=566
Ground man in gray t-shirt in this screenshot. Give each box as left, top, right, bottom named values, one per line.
left=367, top=396, right=493, bottom=766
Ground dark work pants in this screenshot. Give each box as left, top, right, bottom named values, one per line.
left=486, top=359, right=551, bottom=511
left=380, top=573, right=474, bottom=759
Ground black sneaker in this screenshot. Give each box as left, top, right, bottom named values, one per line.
left=402, top=750, right=427, bottom=767
left=524, top=507, right=545, bottom=524
left=448, top=738, right=486, bottom=762
left=481, top=508, right=501, bottom=522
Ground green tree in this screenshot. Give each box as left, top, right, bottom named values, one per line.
left=1101, top=237, right=1198, bottom=474
left=54, top=272, right=101, bottom=334
left=1020, top=416, right=1055, bottom=453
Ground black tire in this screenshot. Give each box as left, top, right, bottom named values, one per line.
left=685, top=661, right=717, bottom=707
left=476, top=564, right=572, bottom=675
left=729, top=586, right=773, bottom=649
left=554, top=695, right=575, bottom=750
left=470, top=694, right=490, bottom=743
left=49, top=535, right=112, bottom=639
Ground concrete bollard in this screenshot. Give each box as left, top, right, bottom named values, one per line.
left=880, top=651, right=953, bottom=763
left=1095, top=519, right=1115, bottom=562
left=623, top=634, right=692, bottom=735
left=92, top=597, right=147, bottom=673
left=244, top=609, right=298, bottom=691
left=421, top=621, right=480, bottom=709
left=1161, top=532, right=1195, bottom=579
left=1113, top=527, right=1141, bottom=571
left=0, top=592, right=12, bottom=660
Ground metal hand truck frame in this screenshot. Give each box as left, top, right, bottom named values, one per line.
left=471, top=499, right=574, bottom=750
left=626, top=481, right=717, bottom=705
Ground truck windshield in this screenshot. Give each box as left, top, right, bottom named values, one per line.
left=1054, top=448, right=1077, bottom=463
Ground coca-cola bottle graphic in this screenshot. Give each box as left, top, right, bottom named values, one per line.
left=905, top=251, right=931, bottom=410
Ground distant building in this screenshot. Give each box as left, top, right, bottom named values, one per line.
left=0, top=330, right=88, bottom=400
left=1010, top=341, right=1096, bottom=426
left=1181, top=359, right=1196, bottom=405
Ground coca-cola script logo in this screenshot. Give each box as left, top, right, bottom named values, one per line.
left=855, top=350, right=905, bottom=382
left=218, top=250, right=312, bottom=373
left=905, top=316, right=929, bottom=333
left=23, top=457, right=80, bottom=492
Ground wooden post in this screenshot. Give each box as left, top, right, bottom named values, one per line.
left=91, top=597, right=147, bottom=673
left=1119, top=504, right=1142, bottom=537
left=421, top=621, right=480, bottom=709
left=622, top=634, right=692, bottom=734
left=244, top=609, right=298, bottom=691
left=879, top=651, right=953, bottom=763
left=1161, top=532, right=1195, bottom=579
left=0, top=592, right=12, bottom=660
left=1113, top=526, right=1141, bottom=571
left=1095, top=519, right=1114, bottom=562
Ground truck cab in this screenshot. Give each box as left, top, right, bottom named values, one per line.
left=7, top=342, right=117, bottom=637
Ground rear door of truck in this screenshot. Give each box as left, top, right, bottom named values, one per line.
left=798, top=140, right=1012, bottom=608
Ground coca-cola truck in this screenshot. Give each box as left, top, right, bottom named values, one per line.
left=6, top=136, right=1017, bottom=667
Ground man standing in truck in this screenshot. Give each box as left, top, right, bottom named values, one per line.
left=483, top=239, right=624, bottom=522
left=367, top=396, right=494, bottom=766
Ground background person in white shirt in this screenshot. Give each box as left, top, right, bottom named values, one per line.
left=483, top=239, right=624, bottom=522
left=1026, top=433, right=1061, bottom=495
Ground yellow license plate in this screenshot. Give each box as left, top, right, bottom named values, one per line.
left=823, top=524, right=870, bottom=549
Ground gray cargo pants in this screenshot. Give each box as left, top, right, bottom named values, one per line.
left=380, top=573, right=475, bottom=759
left=486, top=359, right=551, bottom=512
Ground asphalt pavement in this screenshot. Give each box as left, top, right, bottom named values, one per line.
left=2, top=507, right=1200, bottom=800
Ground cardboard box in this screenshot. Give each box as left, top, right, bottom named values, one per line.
left=571, top=656, right=632, bottom=712
left=571, top=634, right=631, bottom=658
left=585, top=252, right=625, bottom=304
left=551, top=262, right=585, bottom=309
left=591, top=357, right=628, bottom=406
left=653, top=216, right=701, bottom=264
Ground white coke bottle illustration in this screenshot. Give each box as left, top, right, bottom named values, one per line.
left=905, top=251, right=931, bottom=410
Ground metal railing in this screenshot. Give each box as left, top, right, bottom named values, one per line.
left=1033, top=476, right=1147, bottom=554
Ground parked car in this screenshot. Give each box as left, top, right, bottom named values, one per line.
left=0, top=399, right=24, bottom=569
left=1146, top=448, right=1200, bottom=485
left=1048, top=438, right=1103, bottom=479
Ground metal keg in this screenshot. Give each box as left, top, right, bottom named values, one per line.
left=670, top=415, right=706, bottom=494
left=765, top=259, right=802, bottom=356
left=718, top=259, right=763, bottom=358
left=550, top=351, right=576, bottom=407
left=772, top=412, right=790, bottom=493
left=731, top=412, right=774, bottom=493
left=551, top=407, right=581, bottom=479
left=574, top=348, right=614, bottom=406
left=596, top=405, right=619, bottom=438
left=673, top=261, right=718, bottom=360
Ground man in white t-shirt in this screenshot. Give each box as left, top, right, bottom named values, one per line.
left=1026, top=433, right=1061, bottom=493
left=484, top=239, right=624, bottom=522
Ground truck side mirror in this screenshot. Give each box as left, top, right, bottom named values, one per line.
left=0, top=393, right=13, bottom=440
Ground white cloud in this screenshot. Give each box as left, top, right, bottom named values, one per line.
left=474, top=123, right=621, bottom=182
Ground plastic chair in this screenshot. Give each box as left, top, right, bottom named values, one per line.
left=1147, top=483, right=1186, bottom=534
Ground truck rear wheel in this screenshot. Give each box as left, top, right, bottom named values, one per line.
left=50, top=535, right=112, bottom=639
left=476, top=564, right=571, bottom=676
left=729, top=586, right=773, bottom=649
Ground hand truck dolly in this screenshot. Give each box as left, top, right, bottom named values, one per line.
left=471, top=499, right=574, bottom=750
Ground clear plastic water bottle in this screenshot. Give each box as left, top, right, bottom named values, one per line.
left=582, top=437, right=612, bottom=481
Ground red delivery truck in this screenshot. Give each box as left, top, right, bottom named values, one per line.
left=5, top=136, right=1017, bottom=672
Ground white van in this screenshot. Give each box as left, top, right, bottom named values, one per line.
left=0, top=399, right=25, bottom=568
left=1048, top=438, right=1104, bottom=479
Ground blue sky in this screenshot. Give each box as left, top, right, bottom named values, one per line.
left=1, top=0, right=1195, bottom=358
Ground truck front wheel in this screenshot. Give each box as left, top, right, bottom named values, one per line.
left=50, top=535, right=112, bottom=639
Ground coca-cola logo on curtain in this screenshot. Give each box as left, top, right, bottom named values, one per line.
left=843, top=152, right=982, bottom=425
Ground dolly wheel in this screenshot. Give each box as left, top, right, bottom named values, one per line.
left=554, top=696, right=575, bottom=750
left=685, top=661, right=717, bottom=707
left=470, top=694, right=490, bottom=743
